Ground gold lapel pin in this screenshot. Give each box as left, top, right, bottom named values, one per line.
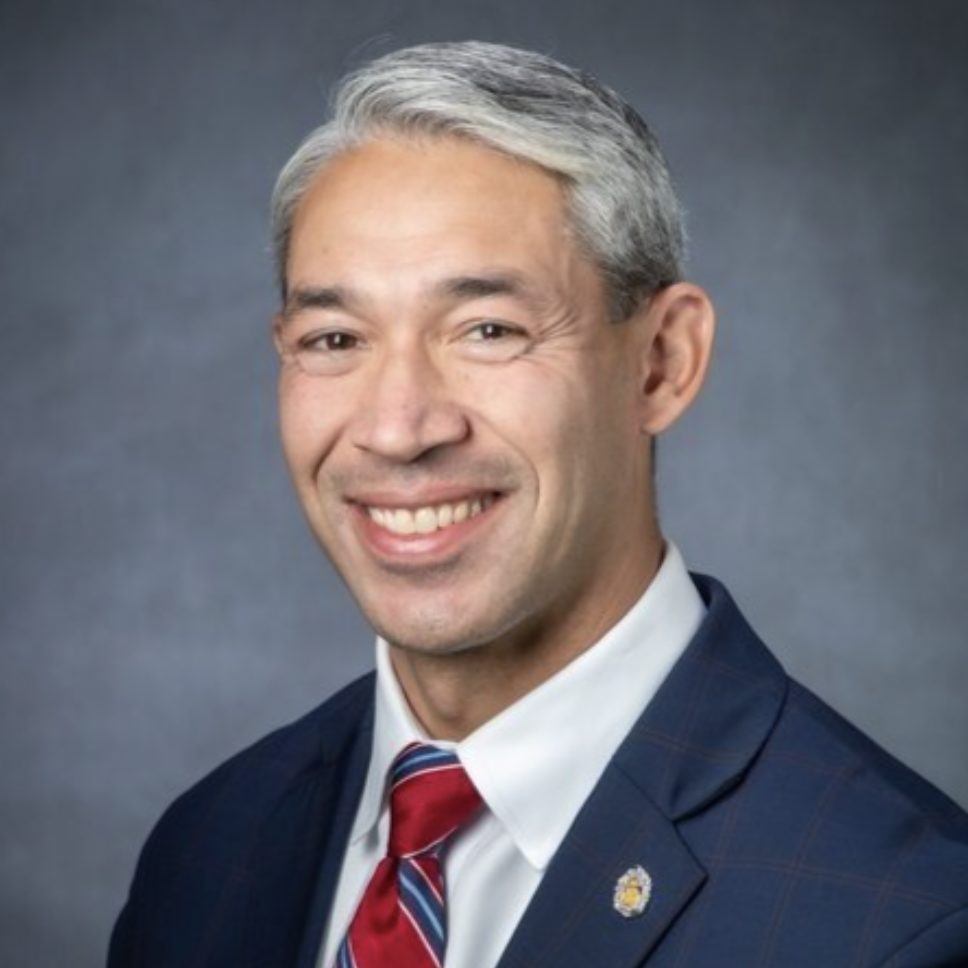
left=613, top=865, right=652, bottom=917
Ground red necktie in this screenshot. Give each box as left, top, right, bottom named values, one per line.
left=334, top=743, right=482, bottom=968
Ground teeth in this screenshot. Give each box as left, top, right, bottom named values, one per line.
left=414, top=508, right=436, bottom=534
left=366, top=495, right=495, bottom=535
left=392, top=509, right=415, bottom=534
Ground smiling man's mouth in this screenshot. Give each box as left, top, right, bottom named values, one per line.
left=365, top=493, right=499, bottom=535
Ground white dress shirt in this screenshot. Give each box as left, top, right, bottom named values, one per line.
left=317, top=542, right=705, bottom=968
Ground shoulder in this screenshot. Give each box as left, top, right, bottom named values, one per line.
left=138, top=671, right=375, bottom=868
left=108, top=674, right=376, bottom=965
left=780, top=677, right=967, bottom=832
left=691, top=574, right=967, bottom=857
left=672, top=575, right=968, bottom=961
left=727, top=669, right=968, bottom=960
left=774, top=677, right=968, bottom=886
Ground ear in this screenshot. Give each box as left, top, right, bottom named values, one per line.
left=271, top=312, right=286, bottom=360
left=635, top=282, right=715, bottom=435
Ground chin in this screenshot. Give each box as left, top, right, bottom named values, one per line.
left=367, top=602, right=500, bottom=657
left=374, top=619, right=478, bottom=656
left=352, top=571, right=536, bottom=657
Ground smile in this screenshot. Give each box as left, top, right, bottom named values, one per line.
left=365, top=494, right=498, bottom=535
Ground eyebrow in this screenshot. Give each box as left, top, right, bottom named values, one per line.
left=283, top=271, right=545, bottom=320
left=284, top=286, right=350, bottom=315
left=436, top=272, right=540, bottom=305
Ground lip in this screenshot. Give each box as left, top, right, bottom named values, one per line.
left=348, top=491, right=505, bottom=565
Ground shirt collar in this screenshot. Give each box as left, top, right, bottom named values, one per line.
left=348, top=635, right=437, bottom=844
left=350, top=541, right=705, bottom=870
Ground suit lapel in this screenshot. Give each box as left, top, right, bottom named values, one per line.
left=294, top=697, right=375, bottom=968
left=497, top=765, right=706, bottom=968
left=498, top=575, right=788, bottom=968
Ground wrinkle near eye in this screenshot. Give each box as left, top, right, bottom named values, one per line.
left=528, top=305, right=594, bottom=347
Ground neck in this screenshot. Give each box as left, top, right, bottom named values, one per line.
left=389, top=532, right=665, bottom=741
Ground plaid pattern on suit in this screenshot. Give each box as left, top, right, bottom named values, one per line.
left=108, top=576, right=968, bottom=967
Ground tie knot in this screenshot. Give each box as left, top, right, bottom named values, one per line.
left=387, top=743, right=481, bottom=858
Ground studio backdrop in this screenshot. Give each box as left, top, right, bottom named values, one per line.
left=1, top=1, right=966, bottom=965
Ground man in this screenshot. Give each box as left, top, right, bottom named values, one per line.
left=109, top=41, right=968, bottom=967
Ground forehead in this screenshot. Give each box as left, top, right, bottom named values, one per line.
left=286, top=136, right=588, bottom=295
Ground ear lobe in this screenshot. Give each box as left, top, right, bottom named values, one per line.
left=637, top=282, right=715, bottom=435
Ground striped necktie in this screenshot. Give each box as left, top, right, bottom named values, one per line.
left=335, top=742, right=482, bottom=968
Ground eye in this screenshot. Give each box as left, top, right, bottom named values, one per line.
left=468, top=320, right=518, bottom=341
left=457, top=319, right=532, bottom=362
left=299, top=330, right=360, bottom=352
left=282, top=327, right=366, bottom=377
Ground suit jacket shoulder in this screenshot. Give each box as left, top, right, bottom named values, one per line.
left=748, top=676, right=968, bottom=965
left=496, top=574, right=968, bottom=967
left=108, top=672, right=376, bottom=968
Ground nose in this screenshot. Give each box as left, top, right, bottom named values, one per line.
left=350, top=344, right=470, bottom=463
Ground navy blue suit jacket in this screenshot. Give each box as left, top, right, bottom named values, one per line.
left=109, top=576, right=968, bottom=966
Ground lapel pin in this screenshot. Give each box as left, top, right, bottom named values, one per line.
left=613, top=865, right=652, bottom=917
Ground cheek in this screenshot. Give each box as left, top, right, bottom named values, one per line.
left=464, top=363, right=596, bottom=500
left=277, top=375, right=345, bottom=473
left=488, top=360, right=637, bottom=505
left=462, top=364, right=573, bottom=447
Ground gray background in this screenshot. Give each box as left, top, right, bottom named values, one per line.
left=2, top=0, right=966, bottom=965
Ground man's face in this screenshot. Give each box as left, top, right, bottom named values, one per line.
left=276, top=136, right=657, bottom=659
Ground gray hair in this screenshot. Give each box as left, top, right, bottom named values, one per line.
left=270, top=41, right=685, bottom=320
